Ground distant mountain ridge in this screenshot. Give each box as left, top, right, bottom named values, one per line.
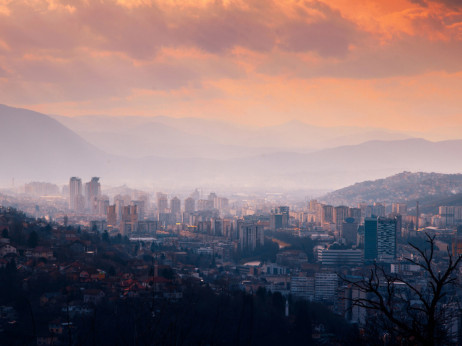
left=50, top=113, right=413, bottom=159
left=320, top=172, right=462, bottom=208
left=2, top=104, right=462, bottom=190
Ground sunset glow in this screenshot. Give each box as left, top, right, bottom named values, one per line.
left=1, top=0, right=462, bottom=136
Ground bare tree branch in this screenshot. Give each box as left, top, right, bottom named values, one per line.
left=341, top=233, right=462, bottom=345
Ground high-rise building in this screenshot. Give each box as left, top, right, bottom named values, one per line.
left=158, top=212, right=174, bottom=226
left=197, top=199, right=213, bottom=211
left=342, top=217, right=359, bottom=245
left=85, top=177, right=101, bottom=213
left=392, top=203, right=408, bottom=215
left=270, top=206, right=290, bottom=231
left=183, top=197, right=195, bottom=225
left=69, top=177, right=80, bottom=210
left=364, top=216, right=397, bottom=261
left=372, top=203, right=386, bottom=217
left=349, top=208, right=361, bottom=220
left=389, top=213, right=403, bottom=238
left=359, top=203, right=373, bottom=218
left=334, top=206, right=349, bottom=231
left=120, top=205, right=138, bottom=235
left=270, top=213, right=284, bottom=231
left=25, top=182, right=60, bottom=197
left=222, top=219, right=235, bottom=239
left=170, top=197, right=181, bottom=222
left=131, top=200, right=145, bottom=220
left=309, top=200, right=322, bottom=223
left=318, top=248, right=363, bottom=266
left=377, top=217, right=397, bottom=261
left=97, top=197, right=109, bottom=217
left=208, top=192, right=217, bottom=203
left=156, top=193, right=168, bottom=214
left=184, top=197, right=195, bottom=213
left=214, top=197, right=229, bottom=211
left=309, top=200, right=319, bottom=213
left=238, top=221, right=264, bottom=251
left=364, top=217, right=378, bottom=261
left=439, top=206, right=462, bottom=226
left=211, top=218, right=223, bottom=236
left=69, top=177, right=84, bottom=212
left=291, top=276, right=315, bottom=301
left=114, top=196, right=126, bottom=224
left=270, top=207, right=289, bottom=231
left=315, top=273, right=338, bottom=301
left=277, top=206, right=290, bottom=219
left=322, top=205, right=334, bottom=224
left=107, top=205, right=117, bottom=226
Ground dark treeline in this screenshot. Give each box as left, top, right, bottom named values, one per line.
left=1, top=257, right=359, bottom=345
left=73, top=286, right=358, bottom=346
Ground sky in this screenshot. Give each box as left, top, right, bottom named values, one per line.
left=1, top=0, right=462, bottom=136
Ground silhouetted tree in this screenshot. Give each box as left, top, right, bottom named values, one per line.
left=344, top=234, right=462, bottom=345
left=108, top=266, right=116, bottom=276
left=27, top=230, right=39, bottom=248
left=160, top=267, right=174, bottom=280
left=102, top=230, right=110, bottom=243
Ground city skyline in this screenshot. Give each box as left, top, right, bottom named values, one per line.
left=0, top=0, right=462, bottom=139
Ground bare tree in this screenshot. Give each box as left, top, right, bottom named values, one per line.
left=343, top=234, right=462, bottom=346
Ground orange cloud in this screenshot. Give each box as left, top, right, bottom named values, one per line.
left=0, top=0, right=461, bottom=138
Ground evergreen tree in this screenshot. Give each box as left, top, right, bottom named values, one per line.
left=27, top=230, right=39, bottom=248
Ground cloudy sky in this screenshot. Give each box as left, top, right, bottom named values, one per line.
left=1, top=0, right=462, bottom=136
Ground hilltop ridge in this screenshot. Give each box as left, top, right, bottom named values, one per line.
left=320, top=172, right=462, bottom=211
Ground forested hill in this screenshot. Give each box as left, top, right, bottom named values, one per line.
left=320, top=172, right=462, bottom=211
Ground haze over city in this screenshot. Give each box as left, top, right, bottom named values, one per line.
left=1, top=0, right=462, bottom=191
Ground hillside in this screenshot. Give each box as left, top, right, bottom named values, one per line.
left=0, top=104, right=112, bottom=183
left=320, top=172, right=462, bottom=210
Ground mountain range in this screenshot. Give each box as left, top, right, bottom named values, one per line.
left=2, top=104, right=462, bottom=191
left=50, top=114, right=412, bottom=159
